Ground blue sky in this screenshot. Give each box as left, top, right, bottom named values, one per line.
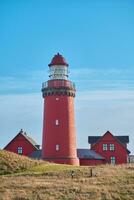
left=0, top=0, right=134, bottom=153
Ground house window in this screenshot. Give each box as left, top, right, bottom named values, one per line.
left=18, top=147, right=23, bottom=154
left=55, top=119, right=59, bottom=125
left=103, top=144, right=107, bottom=151
left=110, top=144, right=115, bottom=151
left=110, top=156, right=116, bottom=164
left=56, top=144, right=60, bottom=151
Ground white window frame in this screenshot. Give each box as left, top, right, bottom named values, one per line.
left=110, top=144, right=115, bottom=151
left=103, top=144, right=107, bottom=151
left=55, top=119, right=59, bottom=125
left=18, top=147, right=23, bottom=154
left=110, top=156, right=116, bottom=164
left=56, top=144, right=60, bottom=151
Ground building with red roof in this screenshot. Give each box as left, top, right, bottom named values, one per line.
left=3, top=129, right=131, bottom=165
left=4, top=129, right=40, bottom=156
left=88, top=131, right=130, bottom=165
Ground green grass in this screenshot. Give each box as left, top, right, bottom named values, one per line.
left=0, top=150, right=81, bottom=176
left=0, top=150, right=134, bottom=200
left=0, top=150, right=43, bottom=175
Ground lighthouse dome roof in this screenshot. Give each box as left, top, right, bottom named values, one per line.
left=48, top=53, right=69, bottom=67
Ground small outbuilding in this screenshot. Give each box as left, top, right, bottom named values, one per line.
left=77, top=149, right=106, bottom=165
left=4, top=129, right=40, bottom=156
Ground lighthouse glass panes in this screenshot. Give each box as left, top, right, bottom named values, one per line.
left=49, top=66, right=68, bottom=80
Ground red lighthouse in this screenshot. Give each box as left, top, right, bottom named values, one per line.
left=42, top=53, right=79, bottom=165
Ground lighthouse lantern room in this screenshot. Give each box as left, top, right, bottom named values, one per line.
left=41, top=53, right=79, bottom=165
left=48, top=53, right=69, bottom=80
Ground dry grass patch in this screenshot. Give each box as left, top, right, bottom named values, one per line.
left=0, top=164, right=134, bottom=199
left=0, top=150, right=43, bottom=175
left=0, top=151, right=134, bottom=200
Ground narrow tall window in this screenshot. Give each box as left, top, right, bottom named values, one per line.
left=103, top=144, right=107, bottom=151
left=110, top=144, right=115, bottom=151
left=110, top=156, right=116, bottom=164
left=56, top=144, right=60, bottom=151
left=55, top=119, right=59, bottom=125
left=18, top=147, right=23, bottom=154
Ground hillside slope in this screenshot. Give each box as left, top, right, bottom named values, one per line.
left=0, top=150, right=41, bottom=174
left=0, top=150, right=134, bottom=200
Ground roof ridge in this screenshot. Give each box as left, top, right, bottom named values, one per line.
left=89, top=131, right=130, bottom=154
left=21, top=132, right=39, bottom=149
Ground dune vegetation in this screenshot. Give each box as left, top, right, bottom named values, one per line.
left=0, top=150, right=134, bottom=200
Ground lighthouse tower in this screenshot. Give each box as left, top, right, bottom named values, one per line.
left=41, top=53, right=79, bottom=165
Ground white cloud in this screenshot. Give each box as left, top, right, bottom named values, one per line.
left=0, top=67, right=134, bottom=153
left=71, top=67, right=134, bottom=91
left=1, top=67, right=134, bottom=93
left=0, top=93, right=43, bottom=149
left=0, top=69, right=48, bottom=93
left=71, top=67, right=134, bottom=78
left=76, top=102, right=134, bottom=153
left=77, top=90, right=134, bottom=101
left=75, top=90, right=134, bottom=153
left=0, top=90, right=134, bottom=154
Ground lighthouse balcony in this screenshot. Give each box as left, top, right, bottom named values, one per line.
left=42, top=80, right=75, bottom=90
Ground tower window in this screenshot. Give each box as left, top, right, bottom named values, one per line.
left=110, top=156, right=116, bottom=164
left=110, top=144, right=115, bottom=151
left=55, top=119, right=59, bottom=125
left=18, top=147, right=23, bottom=154
left=56, top=144, right=60, bottom=151
left=103, top=144, right=107, bottom=151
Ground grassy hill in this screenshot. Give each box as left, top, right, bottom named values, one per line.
left=0, top=150, right=42, bottom=175
left=0, top=150, right=134, bottom=200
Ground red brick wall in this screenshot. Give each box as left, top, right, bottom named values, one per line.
left=42, top=94, right=79, bottom=165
